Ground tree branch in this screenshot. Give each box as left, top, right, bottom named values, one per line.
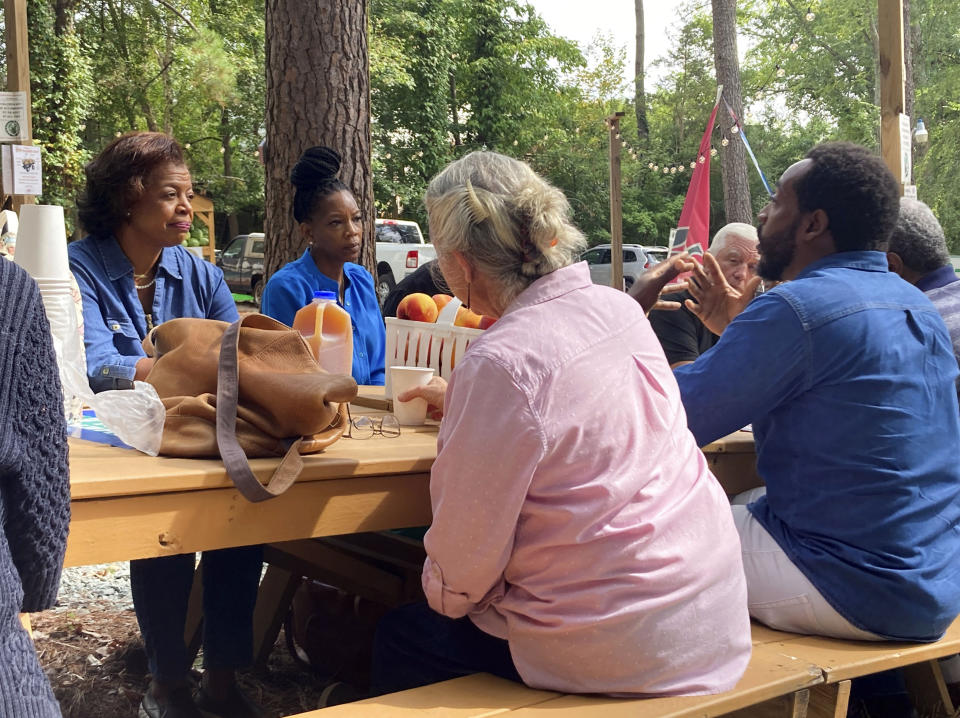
left=153, top=0, right=198, bottom=33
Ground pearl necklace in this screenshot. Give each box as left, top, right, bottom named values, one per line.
left=134, top=275, right=156, bottom=290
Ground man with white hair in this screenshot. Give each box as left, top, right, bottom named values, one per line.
left=887, top=198, right=960, bottom=396
left=648, top=222, right=759, bottom=367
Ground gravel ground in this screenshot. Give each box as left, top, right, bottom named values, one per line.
left=56, top=562, right=134, bottom=612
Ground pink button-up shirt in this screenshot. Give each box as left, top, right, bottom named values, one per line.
left=422, top=262, right=750, bottom=696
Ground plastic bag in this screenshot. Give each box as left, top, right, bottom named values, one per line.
left=41, top=286, right=165, bottom=456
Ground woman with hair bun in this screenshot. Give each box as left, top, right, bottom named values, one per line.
left=370, top=152, right=750, bottom=697
left=261, top=146, right=385, bottom=385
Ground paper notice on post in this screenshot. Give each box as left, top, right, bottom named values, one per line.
left=11, top=145, right=42, bottom=195
left=0, top=93, right=29, bottom=142
left=1, top=146, right=12, bottom=195
left=899, top=113, right=912, bottom=185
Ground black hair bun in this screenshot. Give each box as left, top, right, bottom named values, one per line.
left=290, top=146, right=341, bottom=189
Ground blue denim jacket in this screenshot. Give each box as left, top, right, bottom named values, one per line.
left=261, top=250, right=386, bottom=385
left=676, top=251, right=960, bottom=640
left=69, top=236, right=238, bottom=392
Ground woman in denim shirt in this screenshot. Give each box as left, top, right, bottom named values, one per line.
left=261, top=146, right=386, bottom=385
left=68, top=132, right=263, bottom=718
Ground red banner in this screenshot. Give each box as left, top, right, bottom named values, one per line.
left=671, top=92, right=722, bottom=261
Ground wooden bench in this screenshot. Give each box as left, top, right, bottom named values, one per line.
left=283, top=636, right=824, bottom=717
left=283, top=618, right=960, bottom=718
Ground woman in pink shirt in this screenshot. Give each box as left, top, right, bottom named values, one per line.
left=372, top=151, right=751, bottom=697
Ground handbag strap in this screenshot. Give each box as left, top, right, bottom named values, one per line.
left=216, top=314, right=304, bottom=502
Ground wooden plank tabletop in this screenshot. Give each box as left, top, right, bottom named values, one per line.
left=69, top=420, right=439, bottom=500
left=65, top=404, right=757, bottom=567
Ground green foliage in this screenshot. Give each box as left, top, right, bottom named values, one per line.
left=16, top=0, right=960, bottom=254
left=27, top=0, right=93, bottom=230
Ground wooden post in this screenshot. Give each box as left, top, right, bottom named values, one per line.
left=878, top=0, right=907, bottom=195
left=607, top=112, right=625, bottom=291
left=3, top=0, right=35, bottom=211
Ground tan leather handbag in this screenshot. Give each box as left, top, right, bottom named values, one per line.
left=143, top=314, right=358, bottom=502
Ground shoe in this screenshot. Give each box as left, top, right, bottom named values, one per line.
left=195, top=684, right=265, bottom=718
left=138, top=683, right=207, bottom=718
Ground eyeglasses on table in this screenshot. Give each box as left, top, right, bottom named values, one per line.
left=344, top=405, right=401, bottom=439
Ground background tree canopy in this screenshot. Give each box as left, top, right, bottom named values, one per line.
left=3, top=0, right=959, bottom=252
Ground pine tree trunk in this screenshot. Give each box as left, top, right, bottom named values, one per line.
left=634, top=0, right=649, bottom=141
left=264, top=0, right=373, bottom=279
left=711, top=0, right=753, bottom=225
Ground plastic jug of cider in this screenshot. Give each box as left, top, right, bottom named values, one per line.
left=293, top=290, right=354, bottom=376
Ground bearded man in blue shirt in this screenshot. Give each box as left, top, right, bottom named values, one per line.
left=673, top=142, right=960, bottom=642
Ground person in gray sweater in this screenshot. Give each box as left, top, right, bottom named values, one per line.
left=0, top=258, right=70, bottom=717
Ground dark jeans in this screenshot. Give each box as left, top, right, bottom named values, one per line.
left=371, top=601, right=522, bottom=696
left=130, top=545, right=263, bottom=682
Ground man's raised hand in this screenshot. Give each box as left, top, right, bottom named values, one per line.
left=685, top=252, right=762, bottom=335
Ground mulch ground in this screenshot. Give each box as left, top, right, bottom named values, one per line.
left=32, top=608, right=329, bottom=718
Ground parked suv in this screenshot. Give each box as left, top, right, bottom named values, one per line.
left=218, top=233, right=265, bottom=303
left=581, top=244, right=653, bottom=289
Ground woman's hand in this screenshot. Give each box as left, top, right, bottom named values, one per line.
left=627, top=252, right=695, bottom=314
left=685, top=252, right=762, bottom=335
left=396, top=376, right=448, bottom=421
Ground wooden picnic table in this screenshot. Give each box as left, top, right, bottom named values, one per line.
left=65, top=389, right=759, bottom=568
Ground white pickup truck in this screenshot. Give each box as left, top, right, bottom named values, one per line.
left=374, top=218, right=436, bottom=305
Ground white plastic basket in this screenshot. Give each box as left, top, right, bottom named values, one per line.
left=384, top=297, right=483, bottom=396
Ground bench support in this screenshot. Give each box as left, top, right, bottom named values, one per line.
left=807, top=680, right=850, bottom=718
left=903, top=659, right=955, bottom=717
left=725, top=689, right=810, bottom=717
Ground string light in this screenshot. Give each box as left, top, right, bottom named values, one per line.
left=710, top=147, right=718, bottom=157
left=670, top=167, right=677, bottom=174
left=776, top=65, right=786, bottom=78
left=731, top=124, right=740, bottom=134
left=385, top=152, right=391, bottom=159
left=663, top=167, right=669, bottom=174
left=789, top=38, right=799, bottom=52
left=721, top=137, right=730, bottom=147
left=184, top=142, right=191, bottom=149
left=805, top=6, right=815, bottom=21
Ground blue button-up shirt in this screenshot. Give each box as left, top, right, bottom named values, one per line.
left=69, top=236, right=238, bottom=392
left=675, top=251, right=960, bottom=641
left=260, top=250, right=385, bottom=385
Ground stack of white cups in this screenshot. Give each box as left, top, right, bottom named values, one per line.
left=14, top=205, right=87, bottom=424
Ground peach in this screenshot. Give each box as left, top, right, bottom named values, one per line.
left=454, top=306, right=484, bottom=329
left=397, top=292, right=438, bottom=322
left=478, top=315, right=497, bottom=330
left=432, top=294, right=454, bottom=316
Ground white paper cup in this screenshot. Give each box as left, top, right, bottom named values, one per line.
left=14, top=205, right=69, bottom=281
left=390, top=366, right=435, bottom=426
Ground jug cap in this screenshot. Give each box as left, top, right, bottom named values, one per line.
left=313, top=290, right=337, bottom=301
